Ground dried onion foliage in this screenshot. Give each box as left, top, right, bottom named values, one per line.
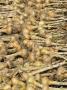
left=0, top=0, right=67, bottom=90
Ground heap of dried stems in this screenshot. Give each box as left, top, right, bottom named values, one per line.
left=0, top=0, right=67, bottom=90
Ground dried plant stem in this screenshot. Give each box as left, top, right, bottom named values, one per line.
left=35, top=80, right=67, bottom=88
left=5, top=49, right=26, bottom=59
left=31, top=61, right=67, bottom=75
